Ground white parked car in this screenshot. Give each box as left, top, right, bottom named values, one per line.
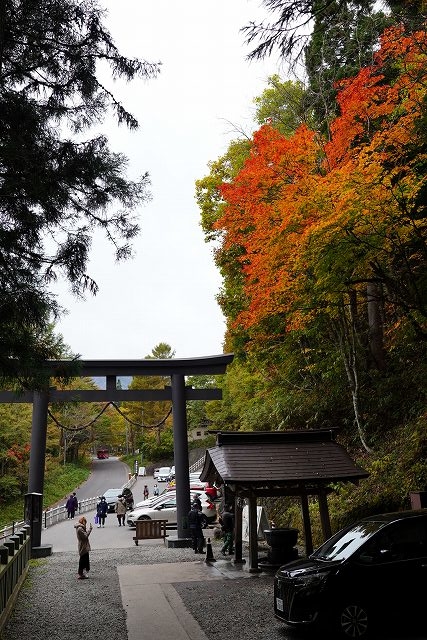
left=127, top=490, right=216, bottom=528
left=134, top=491, right=168, bottom=509
left=156, top=466, right=171, bottom=482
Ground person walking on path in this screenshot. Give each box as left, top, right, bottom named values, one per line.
left=96, top=496, right=108, bottom=528
left=153, top=484, right=159, bottom=496
left=220, top=504, right=234, bottom=556
left=188, top=502, right=204, bottom=554
left=192, top=493, right=202, bottom=511
left=72, top=492, right=79, bottom=514
left=74, top=516, right=93, bottom=579
left=143, top=485, right=149, bottom=500
left=66, top=494, right=76, bottom=519
left=114, top=495, right=127, bottom=526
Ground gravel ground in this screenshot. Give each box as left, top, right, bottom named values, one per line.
left=3, top=540, right=423, bottom=640
left=173, top=573, right=289, bottom=640
left=1, top=542, right=293, bottom=640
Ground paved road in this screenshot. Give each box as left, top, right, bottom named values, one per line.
left=47, top=457, right=192, bottom=553
left=70, top=457, right=168, bottom=505
left=43, top=473, right=165, bottom=552
left=72, top=455, right=134, bottom=500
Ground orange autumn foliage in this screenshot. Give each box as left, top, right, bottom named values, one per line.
left=214, top=24, right=427, bottom=343
left=216, top=123, right=324, bottom=331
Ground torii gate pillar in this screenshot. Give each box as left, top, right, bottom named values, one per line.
left=27, top=390, right=51, bottom=554
left=169, top=373, right=192, bottom=545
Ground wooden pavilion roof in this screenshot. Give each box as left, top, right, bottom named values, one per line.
left=199, top=430, right=369, bottom=494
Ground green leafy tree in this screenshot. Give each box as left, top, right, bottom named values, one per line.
left=0, top=0, right=160, bottom=380
left=185, top=374, right=218, bottom=437
left=253, top=74, right=312, bottom=134
left=49, top=376, right=106, bottom=462
left=123, top=343, right=175, bottom=457
left=0, top=402, right=32, bottom=500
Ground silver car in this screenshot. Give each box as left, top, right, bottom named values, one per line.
left=156, top=466, right=171, bottom=482
left=127, top=490, right=216, bottom=528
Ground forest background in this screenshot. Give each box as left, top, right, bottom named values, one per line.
left=1, top=0, right=427, bottom=546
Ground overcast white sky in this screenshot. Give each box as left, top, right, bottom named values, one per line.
left=51, top=0, right=284, bottom=360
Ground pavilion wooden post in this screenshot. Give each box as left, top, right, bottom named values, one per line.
left=233, top=496, right=244, bottom=564
left=247, top=494, right=260, bottom=572
left=300, top=493, right=313, bottom=556
left=318, top=489, right=332, bottom=540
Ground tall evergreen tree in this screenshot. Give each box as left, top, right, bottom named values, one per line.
left=0, top=0, right=160, bottom=382
left=242, top=0, right=372, bottom=62
left=242, top=0, right=408, bottom=63
left=304, top=0, right=390, bottom=132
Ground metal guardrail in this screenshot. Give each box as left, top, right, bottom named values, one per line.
left=0, top=475, right=137, bottom=544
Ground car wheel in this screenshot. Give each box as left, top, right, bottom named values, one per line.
left=335, top=602, right=370, bottom=638
left=138, top=515, right=151, bottom=521
left=200, top=514, right=208, bottom=529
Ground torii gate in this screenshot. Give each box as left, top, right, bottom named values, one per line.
left=0, top=354, right=234, bottom=552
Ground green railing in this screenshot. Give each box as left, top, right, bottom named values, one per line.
left=0, top=525, right=31, bottom=632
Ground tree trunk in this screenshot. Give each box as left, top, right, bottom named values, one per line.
left=367, top=282, right=386, bottom=371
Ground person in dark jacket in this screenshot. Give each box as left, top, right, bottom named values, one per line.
left=66, top=494, right=76, bottom=519
left=220, top=504, right=234, bottom=556
left=96, top=496, right=108, bottom=528
left=188, top=503, right=204, bottom=554
left=74, top=516, right=93, bottom=579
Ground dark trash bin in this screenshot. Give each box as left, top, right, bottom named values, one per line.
left=264, top=528, right=299, bottom=564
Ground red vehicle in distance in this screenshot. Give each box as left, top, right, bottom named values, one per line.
left=96, top=448, right=109, bottom=459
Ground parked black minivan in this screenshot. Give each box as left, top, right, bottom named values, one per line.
left=274, top=509, right=427, bottom=639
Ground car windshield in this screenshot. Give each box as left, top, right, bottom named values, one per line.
left=312, top=520, right=386, bottom=561
left=104, top=489, right=121, bottom=499
left=138, top=493, right=168, bottom=506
